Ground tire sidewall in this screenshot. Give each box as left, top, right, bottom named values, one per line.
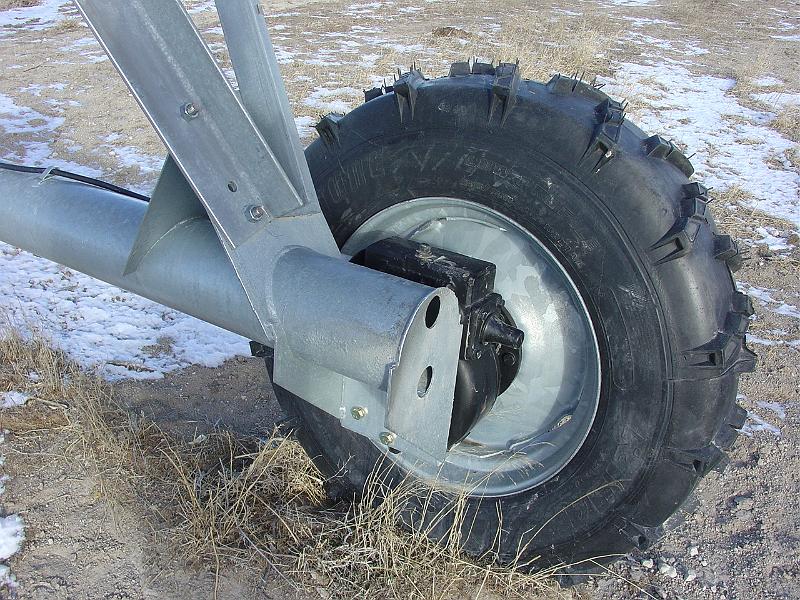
left=285, top=86, right=674, bottom=559
left=279, top=70, right=755, bottom=566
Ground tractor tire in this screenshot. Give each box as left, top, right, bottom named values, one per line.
left=268, top=63, right=756, bottom=570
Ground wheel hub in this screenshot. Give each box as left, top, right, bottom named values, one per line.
left=344, top=197, right=602, bottom=496
left=357, top=236, right=524, bottom=446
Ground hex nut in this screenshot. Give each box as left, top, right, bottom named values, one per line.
left=379, top=431, right=396, bottom=445
left=248, top=205, right=266, bottom=221
left=351, top=406, right=367, bottom=420
left=182, top=102, right=200, bottom=119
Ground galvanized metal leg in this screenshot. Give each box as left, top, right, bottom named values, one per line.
left=73, top=0, right=339, bottom=343
left=215, top=0, right=319, bottom=208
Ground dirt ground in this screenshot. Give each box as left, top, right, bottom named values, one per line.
left=1, top=0, right=799, bottom=599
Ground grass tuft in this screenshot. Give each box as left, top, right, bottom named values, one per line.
left=0, top=0, right=40, bottom=10
left=50, top=17, right=83, bottom=34
left=771, top=106, right=800, bottom=143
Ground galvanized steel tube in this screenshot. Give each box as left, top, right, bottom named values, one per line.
left=0, top=170, right=266, bottom=343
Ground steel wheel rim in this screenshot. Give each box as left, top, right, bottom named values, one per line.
left=343, top=198, right=602, bottom=496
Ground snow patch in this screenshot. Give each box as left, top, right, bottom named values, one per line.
left=602, top=62, right=800, bottom=227
left=18, top=83, right=66, bottom=98
left=0, top=563, right=15, bottom=591
left=294, top=115, right=316, bottom=139
left=757, top=401, right=786, bottom=421
left=0, top=432, right=23, bottom=585
left=751, top=76, right=783, bottom=87
left=741, top=411, right=782, bottom=437
left=607, top=0, right=657, bottom=5
left=739, top=283, right=800, bottom=320
left=105, top=145, right=163, bottom=176
left=0, top=392, right=29, bottom=409
left=0, top=244, right=250, bottom=380
left=622, top=16, right=676, bottom=27
left=187, top=0, right=216, bottom=15
left=0, top=93, right=64, bottom=165
left=0, top=516, right=23, bottom=561
left=0, top=93, right=100, bottom=177
left=0, top=0, right=70, bottom=38
left=752, top=91, right=800, bottom=109
left=753, top=227, right=795, bottom=252
left=746, top=334, right=781, bottom=346
left=302, top=87, right=360, bottom=113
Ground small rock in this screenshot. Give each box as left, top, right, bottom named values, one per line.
left=642, top=558, right=655, bottom=569
left=685, top=568, right=698, bottom=582
left=658, top=559, right=678, bottom=578
left=688, top=545, right=699, bottom=557
left=756, top=244, right=772, bottom=257
left=787, top=232, right=800, bottom=245
left=732, top=495, right=755, bottom=511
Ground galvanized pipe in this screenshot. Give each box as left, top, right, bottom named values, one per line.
left=0, top=169, right=266, bottom=342
left=0, top=170, right=458, bottom=390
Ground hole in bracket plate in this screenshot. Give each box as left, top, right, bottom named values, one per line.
left=227, top=181, right=237, bottom=192
left=425, top=296, right=440, bottom=328
left=417, top=366, right=433, bottom=397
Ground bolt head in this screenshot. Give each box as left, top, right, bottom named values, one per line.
left=182, top=102, right=199, bottom=118
left=379, top=431, right=396, bottom=446
left=351, top=406, right=367, bottom=420
left=248, top=205, right=266, bottom=221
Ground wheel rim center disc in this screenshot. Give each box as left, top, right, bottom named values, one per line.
left=343, top=198, right=602, bottom=496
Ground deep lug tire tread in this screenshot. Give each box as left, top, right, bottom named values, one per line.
left=275, top=64, right=754, bottom=569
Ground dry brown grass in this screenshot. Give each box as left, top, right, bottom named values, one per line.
left=663, top=0, right=736, bottom=18
left=373, top=16, right=620, bottom=84
left=196, top=8, right=625, bottom=145
left=772, top=106, right=800, bottom=143
left=0, top=324, right=78, bottom=432
left=495, top=18, right=619, bottom=83
left=165, top=443, right=566, bottom=599
left=788, top=146, right=800, bottom=170
left=710, top=185, right=800, bottom=265
left=0, top=0, right=40, bottom=10
left=712, top=184, right=798, bottom=244
left=49, top=17, right=83, bottom=34
left=731, top=52, right=776, bottom=95
left=1, top=326, right=564, bottom=599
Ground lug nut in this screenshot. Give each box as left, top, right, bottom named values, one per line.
left=248, top=205, right=266, bottom=221
left=379, top=431, right=396, bottom=445
left=351, top=406, right=367, bottom=420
